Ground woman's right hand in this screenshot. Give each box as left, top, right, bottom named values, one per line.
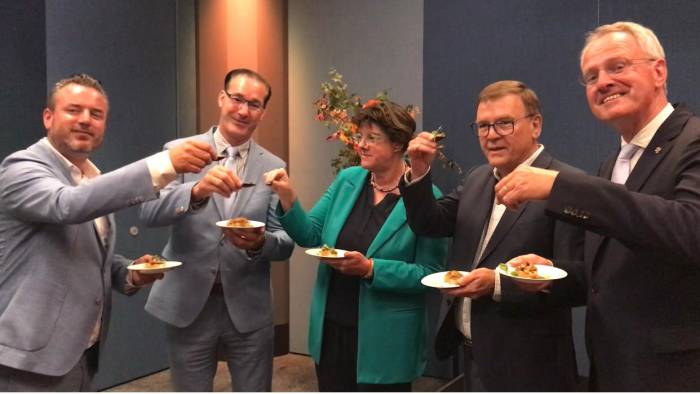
left=264, top=168, right=296, bottom=211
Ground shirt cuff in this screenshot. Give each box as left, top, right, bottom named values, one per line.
left=492, top=269, right=502, bottom=302
left=146, top=151, right=177, bottom=190
left=404, top=166, right=431, bottom=185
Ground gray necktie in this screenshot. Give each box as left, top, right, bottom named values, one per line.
left=224, top=146, right=239, bottom=217
left=611, top=144, right=639, bottom=184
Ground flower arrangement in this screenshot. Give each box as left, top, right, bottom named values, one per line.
left=313, top=68, right=461, bottom=175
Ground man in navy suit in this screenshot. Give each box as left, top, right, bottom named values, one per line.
left=497, top=21, right=700, bottom=391
left=0, top=73, right=215, bottom=391
left=139, top=69, right=293, bottom=391
left=401, top=80, right=583, bottom=391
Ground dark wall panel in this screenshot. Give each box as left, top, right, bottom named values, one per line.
left=45, top=1, right=178, bottom=389
left=0, top=0, right=47, bottom=159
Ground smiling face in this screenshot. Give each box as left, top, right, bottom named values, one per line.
left=356, top=122, right=403, bottom=173
left=581, top=31, right=668, bottom=140
left=217, top=74, right=268, bottom=146
left=43, top=83, right=108, bottom=165
left=476, top=94, right=541, bottom=176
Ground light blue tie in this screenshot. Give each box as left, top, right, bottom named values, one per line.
left=611, top=144, right=639, bottom=184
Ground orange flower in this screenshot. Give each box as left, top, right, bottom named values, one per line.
left=362, top=98, right=382, bottom=109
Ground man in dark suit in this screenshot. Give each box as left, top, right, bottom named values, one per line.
left=400, top=80, right=583, bottom=391
left=497, top=22, right=700, bottom=391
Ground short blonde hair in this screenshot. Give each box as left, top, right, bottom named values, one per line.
left=581, top=21, right=665, bottom=61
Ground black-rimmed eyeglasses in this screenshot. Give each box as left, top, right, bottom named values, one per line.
left=470, top=114, right=535, bottom=137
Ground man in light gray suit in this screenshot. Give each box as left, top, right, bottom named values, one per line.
left=139, top=68, right=294, bottom=392
left=0, top=73, right=216, bottom=391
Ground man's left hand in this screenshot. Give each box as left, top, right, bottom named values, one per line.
left=224, top=227, right=266, bottom=251
left=495, top=165, right=559, bottom=210
left=129, top=254, right=164, bottom=286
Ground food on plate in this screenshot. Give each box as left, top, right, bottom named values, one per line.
left=318, top=244, right=338, bottom=257
left=144, top=255, right=167, bottom=268
left=444, top=270, right=464, bottom=285
left=500, top=261, right=544, bottom=279
left=227, top=217, right=252, bottom=228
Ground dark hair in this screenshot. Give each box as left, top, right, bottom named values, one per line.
left=352, top=100, right=415, bottom=152
left=47, top=73, right=108, bottom=110
left=477, top=80, right=541, bottom=116
left=223, top=68, right=272, bottom=107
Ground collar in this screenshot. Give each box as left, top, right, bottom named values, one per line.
left=213, top=127, right=251, bottom=158
left=492, top=144, right=545, bottom=180
left=40, top=137, right=101, bottom=183
left=624, top=102, right=674, bottom=150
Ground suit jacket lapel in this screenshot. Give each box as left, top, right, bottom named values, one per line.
left=197, top=129, right=228, bottom=219
left=625, top=105, right=689, bottom=192
left=476, top=150, right=551, bottom=268
left=366, top=199, right=406, bottom=258
left=325, top=170, right=366, bottom=246
left=461, top=173, right=496, bottom=269
left=230, top=141, right=265, bottom=216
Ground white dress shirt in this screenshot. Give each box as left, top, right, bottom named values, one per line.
left=455, top=144, right=545, bottom=340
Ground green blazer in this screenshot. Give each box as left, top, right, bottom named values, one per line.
left=279, top=166, right=448, bottom=384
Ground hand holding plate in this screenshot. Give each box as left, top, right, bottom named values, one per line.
left=321, top=250, right=371, bottom=277
left=129, top=254, right=165, bottom=284
left=442, top=268, right=495, bottom=298
left=224, top=226, right=265, bottom=251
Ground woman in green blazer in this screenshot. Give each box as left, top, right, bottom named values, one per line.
left=267, top=101, right=448, bottom=391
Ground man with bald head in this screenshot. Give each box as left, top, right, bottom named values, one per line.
left=497, top=21, right=700, bottom=391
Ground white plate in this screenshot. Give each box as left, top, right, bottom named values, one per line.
left=216, top=219, right=265, bottom=229
left=497, top=263, right=567, bottom=282
left=421, top=271, right=469, bottom=289
left=127, top=261, right=182, bottom=274
left=305, top=247, right=347, bottom=259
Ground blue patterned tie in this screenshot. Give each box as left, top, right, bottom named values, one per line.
left=611, top=144, right=639, bottom=184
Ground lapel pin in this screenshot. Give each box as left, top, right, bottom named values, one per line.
left=654, top=146, right=662, bottom=154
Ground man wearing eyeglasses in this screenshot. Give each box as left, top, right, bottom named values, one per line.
left=138, top=68, right=293, bottom=391
left=400, top=80, right=584, bottom=391
left=495, top=22, right=700, bottom=391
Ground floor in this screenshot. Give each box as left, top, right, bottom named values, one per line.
left=106, top=353, right=446, bottom=392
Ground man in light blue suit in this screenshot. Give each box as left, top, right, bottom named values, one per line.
left=0, top=73, right=216, bottom=391
left=139, top=68, right=294, bottom=391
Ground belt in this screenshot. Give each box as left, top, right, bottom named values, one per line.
left=210, top=282, right=224, bottom=295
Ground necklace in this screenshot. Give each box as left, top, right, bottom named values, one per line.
left=370, top=162, right=406, bottom=193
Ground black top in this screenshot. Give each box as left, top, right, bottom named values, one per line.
left=324, top=175, right=400, bottom=327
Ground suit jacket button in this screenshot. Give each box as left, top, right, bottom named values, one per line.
left=446, top=299, right=453, bottom=306
left=95, top=299, right=102, bottom=306
left=591, top=287, right=598, bottom=294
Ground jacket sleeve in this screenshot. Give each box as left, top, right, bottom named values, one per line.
left=0, top=153, right=156, bottom=224
left=277, top=171, right=346, bottom=247
left=547, top=134, right=700, bottom=266
left=399, top=169, right=465, bottom=237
